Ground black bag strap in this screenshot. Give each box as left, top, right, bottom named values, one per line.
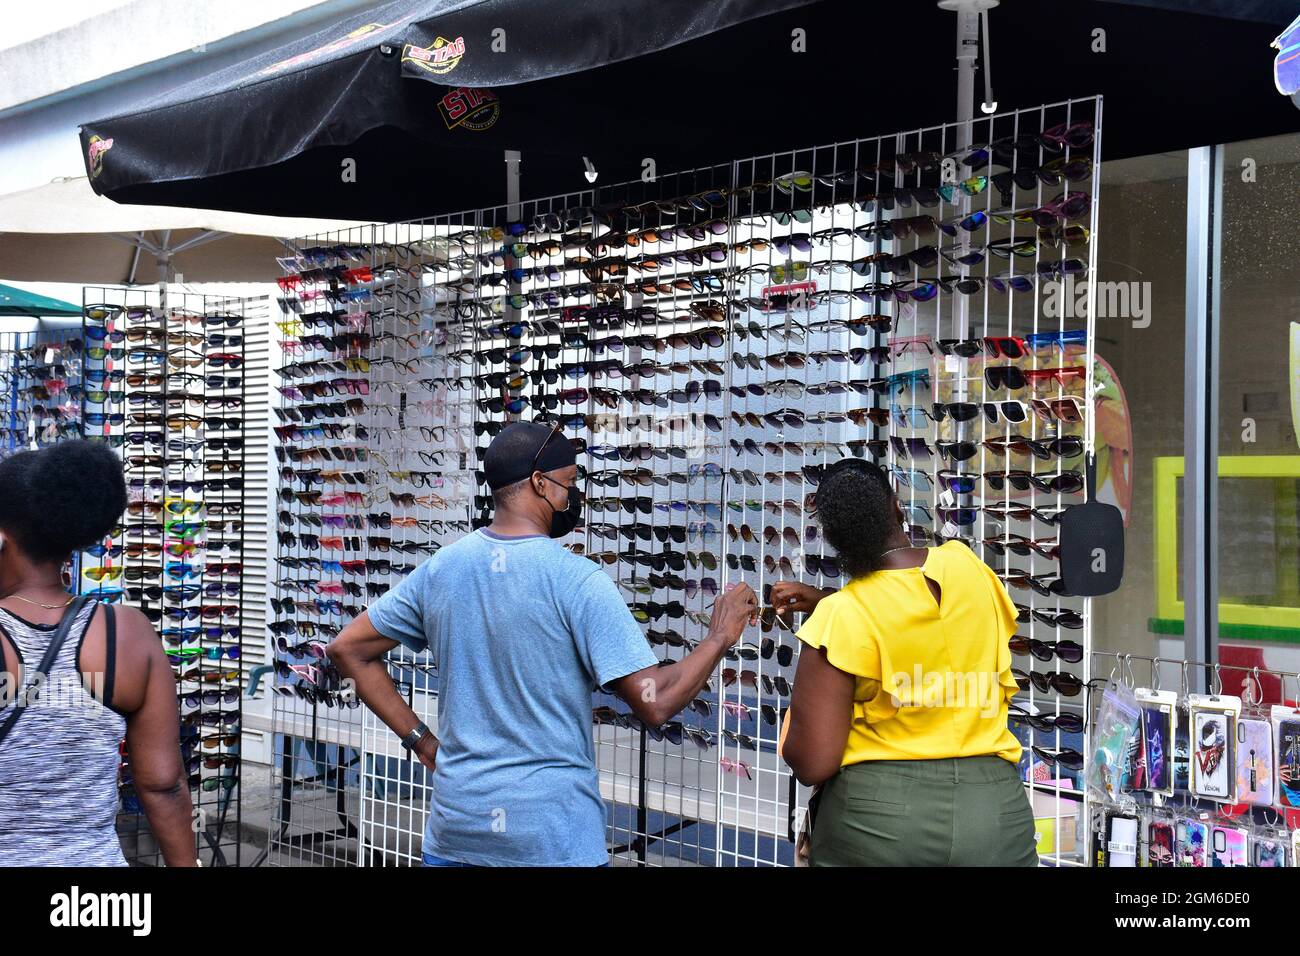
left=0, top=594, right=92, bottom=749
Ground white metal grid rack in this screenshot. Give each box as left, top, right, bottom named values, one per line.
left=269, top=95, right=1101, bottom=867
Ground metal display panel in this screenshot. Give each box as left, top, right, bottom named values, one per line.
left=268, top=224, right=375, bottom=866
left=0, top=326, right=86, bottom=456
left=270, top=95, right=1100, bottom=867
left=79, top=286, right=247, bottom=866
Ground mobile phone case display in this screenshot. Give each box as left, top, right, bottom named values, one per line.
left=78, top=286, right=247, bottom=866
left=1089, top=655, right=1300, bottom=868
left=0, top=327, right=86, bottom=456
left=268, top=95, right=1102, bottom=867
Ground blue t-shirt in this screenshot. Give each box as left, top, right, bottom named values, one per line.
left=366, top=528, right=656, bottom=866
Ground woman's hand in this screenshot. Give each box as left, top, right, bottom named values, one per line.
left=769, top=581, right=835, bottom=619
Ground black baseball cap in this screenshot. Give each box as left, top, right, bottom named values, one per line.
left=483, top=421, right=576, bottom=491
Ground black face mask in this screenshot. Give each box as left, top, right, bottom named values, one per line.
left=539, top=476, right=583, bottom=538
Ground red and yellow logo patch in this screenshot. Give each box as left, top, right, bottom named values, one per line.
left=437, top=87, right=500, bottom=131
left=402, top=36, right=465, bottom=76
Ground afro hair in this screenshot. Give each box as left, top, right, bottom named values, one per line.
left=0, top=440, right=128, bottom=563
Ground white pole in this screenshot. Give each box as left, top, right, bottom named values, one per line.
left=938, top=0, right=998, bottom=343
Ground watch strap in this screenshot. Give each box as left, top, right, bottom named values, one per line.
left=400, top=721, right=430, bottom=751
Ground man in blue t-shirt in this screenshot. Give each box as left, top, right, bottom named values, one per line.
left=328, top=421, right=756, bottom=866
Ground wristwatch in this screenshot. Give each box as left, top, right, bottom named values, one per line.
left=400, top=721, right=431, bottom=752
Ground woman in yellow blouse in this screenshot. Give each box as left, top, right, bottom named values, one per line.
left=776, top=458, right=1038, bottom=867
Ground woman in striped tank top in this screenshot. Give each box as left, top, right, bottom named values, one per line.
left=0, top=441, right=196, bottom=866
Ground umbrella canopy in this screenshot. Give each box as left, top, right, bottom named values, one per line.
left=81, top=0, right=1299, bottom=221
left=80, top=0, right=813, bottom=221
left=0, top=283, right=81, bottom=317
left=0, top=176, right=372, bottom=283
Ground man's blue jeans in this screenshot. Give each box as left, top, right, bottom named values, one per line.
left=422, top=851, right=610, bottom=867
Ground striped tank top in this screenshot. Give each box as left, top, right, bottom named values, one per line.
left=0, top=601, right=128, bottom=866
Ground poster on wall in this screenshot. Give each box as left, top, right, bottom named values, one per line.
left=1092, top=353, right=1133, bottom=528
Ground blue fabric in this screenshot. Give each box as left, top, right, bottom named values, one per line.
left=422, top=852, right=472, bottom=867
left=369, top=529, right=656, bottom=867
left=422, top=851, right=611, bottom=868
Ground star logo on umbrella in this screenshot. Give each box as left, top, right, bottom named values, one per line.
left=87, top=135, right=114, bottom=179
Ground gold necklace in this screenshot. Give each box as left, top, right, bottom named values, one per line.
left=8, top=593, right=77, bottom=610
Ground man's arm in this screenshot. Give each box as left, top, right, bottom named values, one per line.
left=610, top=583, right=756, bottom=728
left=327, top=611, right=438, bottom=770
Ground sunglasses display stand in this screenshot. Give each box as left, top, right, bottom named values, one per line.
left=269, top=95, right=1102, bottom=867
left=0, top=327, right=87, bottom=458
left=78, top=285, right=247, bottom=867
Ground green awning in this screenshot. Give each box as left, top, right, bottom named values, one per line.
left=0, top=283, right=82, bottom=317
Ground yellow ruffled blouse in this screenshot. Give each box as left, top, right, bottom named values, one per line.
left=795, top=540, right=1023, bottom=765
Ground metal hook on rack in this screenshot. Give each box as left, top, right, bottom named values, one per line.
left=1149, top=656, right=1161, bottom=693
left=1244, top=666, right=1263, bottom=708
left=1179, top=659, right=1190, bottom=704
left=1122, top=653, right=1135, bottom=688
left=1211, top=662, right=1223, bottom=697
left=1107, top=651, right=1121, bottom=686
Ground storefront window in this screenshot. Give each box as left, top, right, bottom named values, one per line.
left=1216, top=134, right=1300, bottom=697
left=1090, top=152, right=1189, bottom=668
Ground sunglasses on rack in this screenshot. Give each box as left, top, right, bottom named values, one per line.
left=1012, top=668, right=1086, bottom=697
left=1008, top=706, right=1085, bottom=734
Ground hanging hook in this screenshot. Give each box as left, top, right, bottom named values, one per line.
left=1179, top=660, right=1190, bottom=702
left=1108, top=652, right=1120, bottom=686
left=979, top=9, right=998, bottom=114
left=1150, top=657, right=1161, bottom=693
left=1123, top=654, right=1136, bottom=688
left=1212, top=663, right=1223, bottom=697
left=1247, top=667, right=1263, bottom=708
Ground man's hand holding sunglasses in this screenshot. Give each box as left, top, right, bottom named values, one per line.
left=708, top=582, right=760, bottom=649
left=609, top=582, right=758, bottom=729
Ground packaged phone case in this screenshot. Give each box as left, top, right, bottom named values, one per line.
left=1252, top=833, right=1290, bottom=867
left=1271, top=704, right=1300, bottom=810
left=1102, top=811, right=1139, bottom=867
left=1211, top=824, right=1248, bottom=867
left=1148, top=817, right=1176, bottom=867
left=1176, top=816, right=1208, bottom=867
left=1173, top=704, right=1191, bottom=794
left=1135, top=688, right=1177, bottom=795
left=1189, top=694, right=1241, bottom=803
left=1236, top=717, right=1275, bottom=806
left=1090, top=683, right=1140, bottom=802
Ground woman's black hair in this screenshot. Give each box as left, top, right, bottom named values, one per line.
left=813, top=459, right=899, bottom=579
left=0, top=440, right=127, bottom=563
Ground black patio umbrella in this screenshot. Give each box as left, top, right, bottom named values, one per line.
left=81, top=0, right=1300, bottom=222
left=79, top=0, right=817, bottom=222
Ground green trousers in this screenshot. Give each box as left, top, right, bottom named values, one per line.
left=809, top=756, right=1039, bottom=867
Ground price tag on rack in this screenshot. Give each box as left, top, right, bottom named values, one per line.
left=944, top=353, right=961, bottom=374
left=938, top=488, right=956, bottom=509
left=941, top=521, right=960, bottom=539
left=44, top=347, right=56, bottom=365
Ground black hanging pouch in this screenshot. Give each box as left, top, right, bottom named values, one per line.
left=1059, top=453, right=1124, bottom=596
left=0, top=595, right=91, bottom=748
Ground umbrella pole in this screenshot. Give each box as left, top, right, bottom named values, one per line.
left=157, top=236, right=173, bottom=313
left=938, top=0, right=997, bottom=346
